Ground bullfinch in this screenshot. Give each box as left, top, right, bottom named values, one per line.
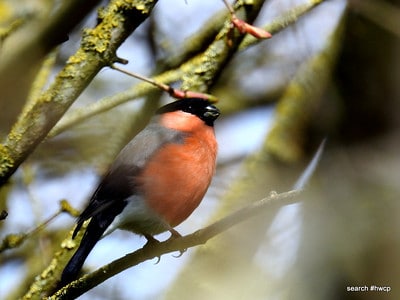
left=60, top=98, right=220, bottom=287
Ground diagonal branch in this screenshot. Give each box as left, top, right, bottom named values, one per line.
left=0, top=0, right=159, bottom=186
left=0, top=0, right=103, bottom=127
left=50, top=189, right=301, bottom=299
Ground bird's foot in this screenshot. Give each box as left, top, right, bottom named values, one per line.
left=144, top=234, right=163, bottom=264
left=144, top=234, right=160, bottom=246
left=168, top=229, right=187, bottom=258
left=168, top=228, right=182, bottom=239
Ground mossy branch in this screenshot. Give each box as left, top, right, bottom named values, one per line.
left=0, top=0, right=158, bottom=186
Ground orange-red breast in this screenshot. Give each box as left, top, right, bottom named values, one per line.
left=60, top=98, right=220, bottom=286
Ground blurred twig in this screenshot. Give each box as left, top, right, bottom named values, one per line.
left=265, top=10, right=345, bottom=162
left=0, top=210, right=7, bottom=221
left=348, top=0, right=400, bottom=38
left=0, top=200, right=78, bottom=253
left=240, top=0, right=324, bottom=49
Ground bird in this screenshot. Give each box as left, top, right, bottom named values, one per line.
left=59, top=98, right=220, bottom=287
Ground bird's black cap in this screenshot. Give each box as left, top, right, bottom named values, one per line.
left=156, top=98, right=220, bottom=126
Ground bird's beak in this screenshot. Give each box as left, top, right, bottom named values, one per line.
left=204, top=105, right=220, bottom=120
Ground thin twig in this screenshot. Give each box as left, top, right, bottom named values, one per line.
left=222, top=0, right=235, bottom=14
left=0, top=200, right=78, bottom=253
left=110, top=65, right=218, bottom=102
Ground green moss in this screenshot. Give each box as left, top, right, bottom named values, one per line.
left=0, top=2, right=13, bottom=21
left=80, top=0, right=155, bottom=55
left=0, top=144, right=14, bottom=178
left=120, top=0, right=154, bottom=14
left=0, top=233, right=26, bottom=251
left=66, top=49, right=88, bottom=65
left=81, top=28, right=110, bottom=54
left=60, top=199, right=80, bottom=217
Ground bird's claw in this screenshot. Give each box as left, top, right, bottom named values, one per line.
left=154, top=255, right=161, bottom=264
left=167, top=229, right=187, bottom=258
left=172, top=248, right=187, bottom=258
left=144, top=235, right=163, bottom=264
left=144, top=230, right=186, bottom=262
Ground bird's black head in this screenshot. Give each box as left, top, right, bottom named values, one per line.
left=156, top=98, right=220, bottom=126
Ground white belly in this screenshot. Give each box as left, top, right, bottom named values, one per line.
left=103, top=195, right=169, bottom=237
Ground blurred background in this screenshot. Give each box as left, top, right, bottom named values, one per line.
left=0, top=0, right=399, bottom=299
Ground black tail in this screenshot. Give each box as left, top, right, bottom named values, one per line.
left=59, top=219, right=107, bottom=288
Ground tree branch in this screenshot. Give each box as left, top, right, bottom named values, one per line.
left=179, top=0, right=266, bottom=93
left=0, top=0, right=158, bottom=186
left=50, top=189, right=301, bottom=299
left=240, top=0, right=325, bottom=49
left=0, top=0, right=102, bottom=129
